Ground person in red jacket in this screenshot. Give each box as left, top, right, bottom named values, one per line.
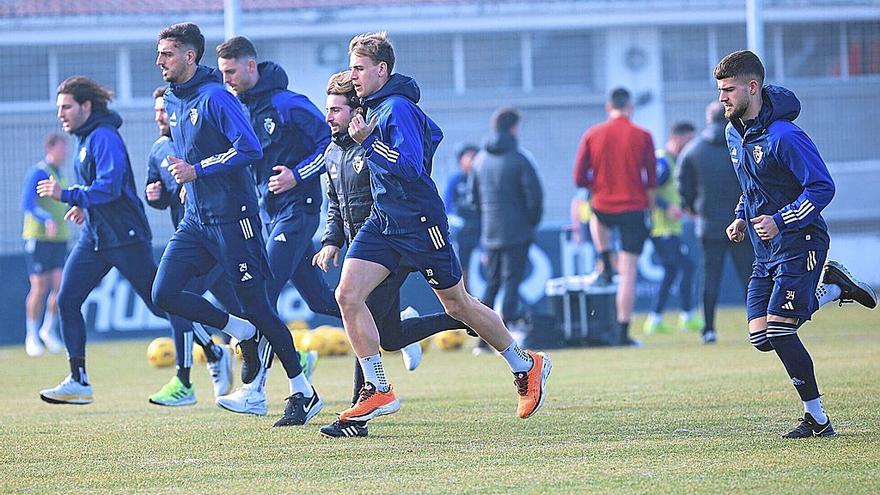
left=573, top=87, right=656, bottom=346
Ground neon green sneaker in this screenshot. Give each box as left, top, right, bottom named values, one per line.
left=680, top=315, right=705, bottom=333
left=299, top=350, right=319, bottom=381
left=148, top=376, right=196, bottom=407
left=643, top=319, right=673, bottom=335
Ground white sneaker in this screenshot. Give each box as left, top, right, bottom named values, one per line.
left=40, top=375, right=93, bottom=404
left=25, top=335, right=44, bottom=357
left=401, top=342, right=422, bottom=371
left=216, top=380, right=267, bottom=416
left=399, top=306, right=423, bottom=371
left=206, top=345, right=235, bottom=398
left=38, top=327, right=65, bottom=354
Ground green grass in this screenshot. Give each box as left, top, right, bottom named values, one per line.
left=2, top=307, right=879, bottom=494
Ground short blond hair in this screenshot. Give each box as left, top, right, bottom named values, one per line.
left=348, top=31, right=395, bottom=73
left=326, top=70, right=359, bottom=108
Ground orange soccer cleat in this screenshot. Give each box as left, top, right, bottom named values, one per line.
left=339, top=383, right=400, bottom=422
left=514, top=351, right=552, bottom=419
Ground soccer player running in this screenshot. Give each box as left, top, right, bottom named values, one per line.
left=335, top=32, right=551, bottom=424
left=213, top=36, right=339, bottom=415
left=21, top=133, right=69, bottom=357
left=145, top=85, right=238, bottom=404
left=151, top=23, right=321, bottom=427
left=716, top=50, right=876, bottom=438
left=315, top=70, right=474, bottom=438
left=36, top=76, right=209, bottom=406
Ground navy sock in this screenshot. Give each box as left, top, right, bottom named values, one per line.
left=619, top=321, right=630, bottom=343
left=69, top=357, right=88, bottom=385
left=600, top=250, right=613, bottom=274
left=768, top=323, right=820, bottom=402
left=176, top=367, right=192, bottom=388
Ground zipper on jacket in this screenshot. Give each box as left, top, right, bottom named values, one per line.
left=338, top=148, right=359, bottom=242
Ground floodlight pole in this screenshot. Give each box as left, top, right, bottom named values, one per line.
left=746, top=0, right=764, bottom=59
left=224, top=0, right=241, bottom=40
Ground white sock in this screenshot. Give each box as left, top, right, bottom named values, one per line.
left=816, top=283, right=842, bottom=307
left=39, top=312, right=57, bottom=335
left=358, top=353, right=390, bottom=392
left=289, top=372, right=313, bottom=397
left=647, top=313, right=662, bottom=325
left=222, top=315, right=256, bottom=341
left=804, top=397, right=828, bottom=424
left=26, top=319, right=39, bottom=338
left=500, top=341, right=533, bottom=373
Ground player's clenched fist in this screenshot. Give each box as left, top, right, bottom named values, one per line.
left=167, top=155, right=197, bottom=184
left=146, top=180, right=164, bottom=201
left=726, top=218, right=746, bottom=243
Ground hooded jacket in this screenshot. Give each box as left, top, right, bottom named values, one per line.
left=164, top=65, right=263, bottom=225
left=357, top=74, right=445, bottom=235
left=726, top=85, right=835, bottom=264
left=321, top=133, right=372, bottom=247
left=677, top=120, right=744, bottom=240
left=60, top=110, right=151, bottom=250
left=471, top=131, right=543, bottom=249
left=237, top=62, right=331, bottom=220
left=145, top=135, right=184, bottom=228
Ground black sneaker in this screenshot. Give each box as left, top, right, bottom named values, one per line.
left=237, top=336, right=261, bottom=385
left=823, top=260, right=877, bottom=309
left=781, top=412, right=837, bottom=438
left=273, top=387, right=323, bottom=427
left=319, top=419, right=368, bottom=438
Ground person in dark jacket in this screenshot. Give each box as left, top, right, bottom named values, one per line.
left=336, top=32, right=551, bottom=426
left=144, top=85, right=240, bottom=400
left=470, top=107, right=543, bottom=354
left=314, top=70, right=470, bottom=438
left=715, top=50, right=876, bottom=439
left=443, top=144, right=480, bottom=290
left=213, top=36, right=335, bottom=415
left=150, top=23, right=321, bottom=427
left=36, top=76, right=200, bottom=407
left=677, top=101, right=755, bottom=344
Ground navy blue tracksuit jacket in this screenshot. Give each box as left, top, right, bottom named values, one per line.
left=727, top=85, right=835, bottom=265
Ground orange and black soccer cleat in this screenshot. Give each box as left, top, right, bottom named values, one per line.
left=514, top=351, right=552, bottom=419
left=339, top=383, right=400, bottom=422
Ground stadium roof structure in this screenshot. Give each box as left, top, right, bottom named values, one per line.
left=1, top=0, right=877, bottom=18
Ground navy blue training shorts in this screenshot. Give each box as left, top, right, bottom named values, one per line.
left=346, top=216, right=462, bottom=290
left=24, top=240, right=67, bottom=275
left=747, top=249, right=827, bottom=324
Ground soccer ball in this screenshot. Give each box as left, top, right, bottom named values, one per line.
left=286, top=319, right=309, bottom=331
left=420, top=338, right=431, bottom=353
left=193, top=345, right=207, bottom=364
left=301, top=331, right=332, bottom=357
left=327, top=327, right=350, bottom=356
left=290, top=329, right=309, bottom=350
left=147, top=337, right=175, bottom=368
left=433, top=330, right=467, bottom=351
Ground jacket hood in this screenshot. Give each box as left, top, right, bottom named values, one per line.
left=758, top=84, right=801, bottom=127
left=702, top=121, right=727, bottom=145
left=483, top=131, right=517, bottom=155
left=170, top=65, right=222, bottom=96
left=74, top=109, right=123, bottom=138
left=239, top=61, right=288, bottom=102
left=361, top=73, right=420, bottom=106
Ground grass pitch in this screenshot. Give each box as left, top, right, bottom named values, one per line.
left=2, top=307, right=879, bottom=494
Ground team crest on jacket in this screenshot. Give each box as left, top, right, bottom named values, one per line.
left=264, top=117, right=276, bottom=135
left=79, top=147, right=87, bottom=162
left=752, top=145, right=763, bottom=164
left=353, top=155, right=364, bottom=174
left=189, top=108, right=199, bottom=125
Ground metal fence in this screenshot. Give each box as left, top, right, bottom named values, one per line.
left=2, top=5, right=878, bottom=256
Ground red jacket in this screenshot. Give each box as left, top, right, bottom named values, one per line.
left=573, top=115, right=656, bottom=213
